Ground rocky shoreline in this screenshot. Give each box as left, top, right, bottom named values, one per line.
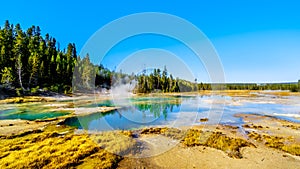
left=0, top=92, right=300, bottom=168
left=0, top=111, right=299, bottom=168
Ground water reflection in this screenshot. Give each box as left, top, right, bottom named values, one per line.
left=134, top=102, right=181, bottom=119
left=1, top=95, right=300, bottom=131
left=72, top=97, right=183, bottom=130
left=61, top=96, right=300, bottom=129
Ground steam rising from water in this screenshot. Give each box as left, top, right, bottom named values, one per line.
left=111, top=76, right=137, bottom=106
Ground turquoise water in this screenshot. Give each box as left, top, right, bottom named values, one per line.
left=1, top=95, right=300, bottom=130
left=0, top=102, right=70, bottom=120
left=0, top=109, right=69, bottom=120
left=67, top=95, right=300, bottom=131
left=66, top=97, right=184, bottom=130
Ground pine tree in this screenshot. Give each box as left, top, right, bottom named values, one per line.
left=14, top=23, right=26, bottom=90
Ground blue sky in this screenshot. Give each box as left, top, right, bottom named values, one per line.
left=1, top=0, right=300, bottom=82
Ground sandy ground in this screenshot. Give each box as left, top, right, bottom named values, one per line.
left=118, top=145, right=300, bottom=169
left=116, top=113, right=300, bottom=169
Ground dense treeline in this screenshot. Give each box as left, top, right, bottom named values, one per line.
left=74, top=62, right=200, bottom=93
left=0, top=20, right=77, bottom=94
left=73, top=54, right=121, bottom=92
left=134, top=66, right=201, bottom=93
left=196, top=83, right=299, bottom=92
left=135, top=66, right=180, bottom=93
left=0, top=20, right=131, bottom=95
left=223, top=82, right=300, bottom=92
left=135, top=69, right=300, bottom=93
left=0, top=20, right=298, bottom=96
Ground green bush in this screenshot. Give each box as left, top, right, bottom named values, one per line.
left=30, top=86, right=39, bottom=94
left=290, top=86, right=298, bottom=92
left=63, top=85, right=72, bottom=94
left=16, top=88, right=23, bottom=96
left=50, top=85, right=58, bottom=92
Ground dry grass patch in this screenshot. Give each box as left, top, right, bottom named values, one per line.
left=0, top=125, right=120, bottom=169
left=282, top=144, right=300, bottom=156
left=140, top=127, right=254, bottom=159
left=91, top=131, right=139, bottom=156
left=282, top=124, right=300, bottom=130
left=247, top=131, right=300, bottom=156
left=140, top=127, right=168, bottom=134
left=182, top=129, right=255, bottom=158
left=0, top=96, right=55, bottom=104
left=140, top=127, right=186, bottom=140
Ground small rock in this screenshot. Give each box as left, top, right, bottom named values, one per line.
left=200, top=118, right=209, bottom=122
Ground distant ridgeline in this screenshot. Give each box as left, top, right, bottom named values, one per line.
left=0, top=20, right=299, bottom=97
left=218, top=82, right=299, bottom=92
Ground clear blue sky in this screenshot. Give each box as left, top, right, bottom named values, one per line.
left=1, top=0, right=300, bottom=83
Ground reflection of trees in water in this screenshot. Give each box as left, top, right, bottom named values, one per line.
left=63, top=110, right=116, bottom=129
left=65, top=98, right=182, bottom=129
left=135, top=102, right=181, bottom=119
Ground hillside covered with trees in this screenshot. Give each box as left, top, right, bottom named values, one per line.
left=0, top=20, right=201, bottom=95
left=0, top=20, right=77, bottom=95
left=0, top=20, right=299, bottom=97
